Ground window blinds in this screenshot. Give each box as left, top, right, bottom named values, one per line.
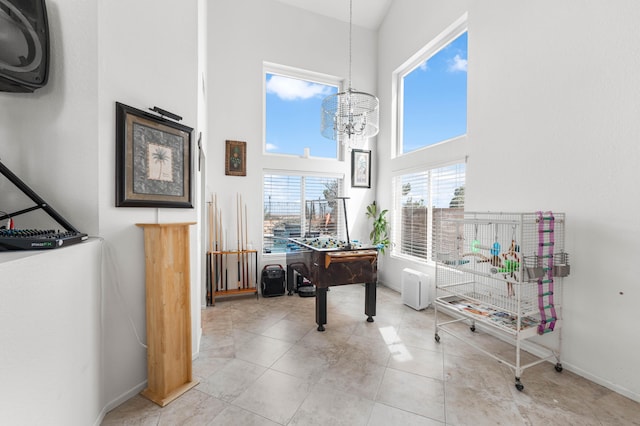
left=263, top=174, right=342, bottom=253
left=393, top=163, right=465, bottom=261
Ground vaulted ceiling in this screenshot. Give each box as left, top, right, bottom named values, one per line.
left=272, top=0, right=394, bottom=30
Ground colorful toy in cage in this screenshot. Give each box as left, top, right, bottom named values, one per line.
left=500, top=239, right=521, bottom=296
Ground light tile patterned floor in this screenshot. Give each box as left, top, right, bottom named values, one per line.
left=103, top=285, right=640, bottom=425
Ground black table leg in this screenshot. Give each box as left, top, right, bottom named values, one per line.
left=286, top=265, right=294, bottom=295
left=365, top=282, right=376, bottom=322
left=316, top=287, right=328, bottom=331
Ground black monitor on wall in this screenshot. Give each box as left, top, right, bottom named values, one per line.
left=0, top=0, right=49, bottom=93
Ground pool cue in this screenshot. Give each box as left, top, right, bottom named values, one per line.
left=243, top=196, right=248, bottom=289
left=217, top=204, right=223, bottom=292
left=237, top=193, right=241, bottom=289
left=211, top=194, right=216, bottom=292
left=213, top=194, right=220, bottom=292
left=206, top=253, right=211, bottom=304
left=244, top=202, right=250, bottom=288
left=224, top=229, right=228, bottom=291
left=238, top=193, right=243, bottom=288
left=207, top=197, right=213, bottom=303
left=214, top=200, right=220, bottom=294
left=239, top=194, right=245, bottom=288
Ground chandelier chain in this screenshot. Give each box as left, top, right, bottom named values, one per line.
left=348, top=0, right=352, bottom=90
left=319, top=0, right=379, bottom=142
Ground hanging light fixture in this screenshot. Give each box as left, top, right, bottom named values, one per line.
left=321, top=0, right=379, bottom=143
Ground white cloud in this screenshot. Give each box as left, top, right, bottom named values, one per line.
left=448, top=54, right=467, bottom=72
left=419, top=60, right=428, bottom=71
left=266, top=75, right=332, bottom=101
left=266, top=143, right=278, bottom=151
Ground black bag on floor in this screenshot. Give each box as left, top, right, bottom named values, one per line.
left=261, top=264, right=285, bottom=297
left=296, top=275, right=315, bottom=297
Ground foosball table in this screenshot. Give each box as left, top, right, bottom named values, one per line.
left=286, top=237, right=378, bottom=331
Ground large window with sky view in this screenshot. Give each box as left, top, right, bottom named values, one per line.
left=393, top=22, right=468, bottom=262
left=263, top=65, right=344, bottom=254
left=265, top=71, right=338, bottom=158
left=399, top=30, right=467, bottom=154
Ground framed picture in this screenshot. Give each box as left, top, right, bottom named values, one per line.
left=351, top=149, right=371, bottom=188
left=225, top=140, right=246, bottom=176
left=115, top=102, right=193, bottom=208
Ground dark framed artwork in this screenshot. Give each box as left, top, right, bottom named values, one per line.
left=351, top=149, right=371, bottom=188
left=115, top=102, right=193, bottom=208
left=225, top=140, right=246, bottom=176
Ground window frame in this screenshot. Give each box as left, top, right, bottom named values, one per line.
left=263, top=62, right=343, bottom=160
left=393, top=14, right=468, bottom=157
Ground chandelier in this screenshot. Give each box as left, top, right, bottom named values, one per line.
left=321, top=0, right=379, bottom=142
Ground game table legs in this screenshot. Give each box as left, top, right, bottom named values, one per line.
left=315, top=283, right=376, bottom=331
left=316, top=287, right=328, bottom=331
left=365, top=282, right=376, bottom=322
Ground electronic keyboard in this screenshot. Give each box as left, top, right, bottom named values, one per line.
left=0, top=229, right=88, bottom=251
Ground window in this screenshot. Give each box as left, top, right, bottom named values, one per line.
left=398, top=28, right=467, bottom=154
left=392, top=163, right=465, bottom=262
left=263, top=174, right=343, bottom=253
left=265, top=66, right=339, bottom=159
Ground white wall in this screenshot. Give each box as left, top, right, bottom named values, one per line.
left=97, top=0, right=203, bottom=412
left=1, top=0, right=204, bottom=423
left=0, top=0, right=99, bottom=235
left=207, top=0, right=379, bottom=271
left=0, top=240, right=102, bottom=425
left=377, top=0, right=640, bottom=401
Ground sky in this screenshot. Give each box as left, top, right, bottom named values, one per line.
left=265, top=30, right=467, bottom=159
left=265, top=75, right=338, bottom=158
left=402, top=31, right=468, bottom=153
left=266, top=32, right=467, bottom=158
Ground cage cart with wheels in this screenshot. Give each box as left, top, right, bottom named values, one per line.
left=434, top=211, right=570, bottom=391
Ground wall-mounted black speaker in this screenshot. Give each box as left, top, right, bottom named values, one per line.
left=0, top=0, right=50, bottom=93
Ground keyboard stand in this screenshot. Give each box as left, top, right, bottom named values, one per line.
left=0, top=160, right=87, bottom=250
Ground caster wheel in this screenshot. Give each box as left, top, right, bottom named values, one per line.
left=470, top=325, right=476, bottom=332
left=555, top=363, right=563, bottom=372
left=435, top=334, right=441, bottom=343
left=515, top=379, right=524, bottom=391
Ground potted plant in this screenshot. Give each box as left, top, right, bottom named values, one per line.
left=366, top=201, right=390, bottom=254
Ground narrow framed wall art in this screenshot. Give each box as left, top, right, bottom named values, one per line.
left=351, top=149, right=371, bottom=188
left=225, top=140, right=246, bottom=176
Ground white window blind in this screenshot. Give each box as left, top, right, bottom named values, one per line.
left=393, top=163, right=465, bottom=262
left=263, top=174, right=342, bottom=253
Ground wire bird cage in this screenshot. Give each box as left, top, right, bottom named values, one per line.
left=434, top=211, right=571, bottom=392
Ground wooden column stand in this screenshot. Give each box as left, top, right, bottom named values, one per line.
left=136, top=222, right=198, bottom=407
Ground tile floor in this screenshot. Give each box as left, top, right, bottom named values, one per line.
left=102, top=284, right=640, bottom=425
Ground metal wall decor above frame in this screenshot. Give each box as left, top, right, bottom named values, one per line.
left=115, top=102, right=194, bottom=208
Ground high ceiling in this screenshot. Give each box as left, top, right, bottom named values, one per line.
left=272, top=0, right=394, bottom=30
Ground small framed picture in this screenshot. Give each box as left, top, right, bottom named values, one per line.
left=115, top=102, right=193, bottom=208
left=225, top=140, right=246, bottom=176
left=351, top=149, right=371, bottom=188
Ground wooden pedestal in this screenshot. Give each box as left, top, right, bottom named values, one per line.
left=136, top=222, right=198, bottom=407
